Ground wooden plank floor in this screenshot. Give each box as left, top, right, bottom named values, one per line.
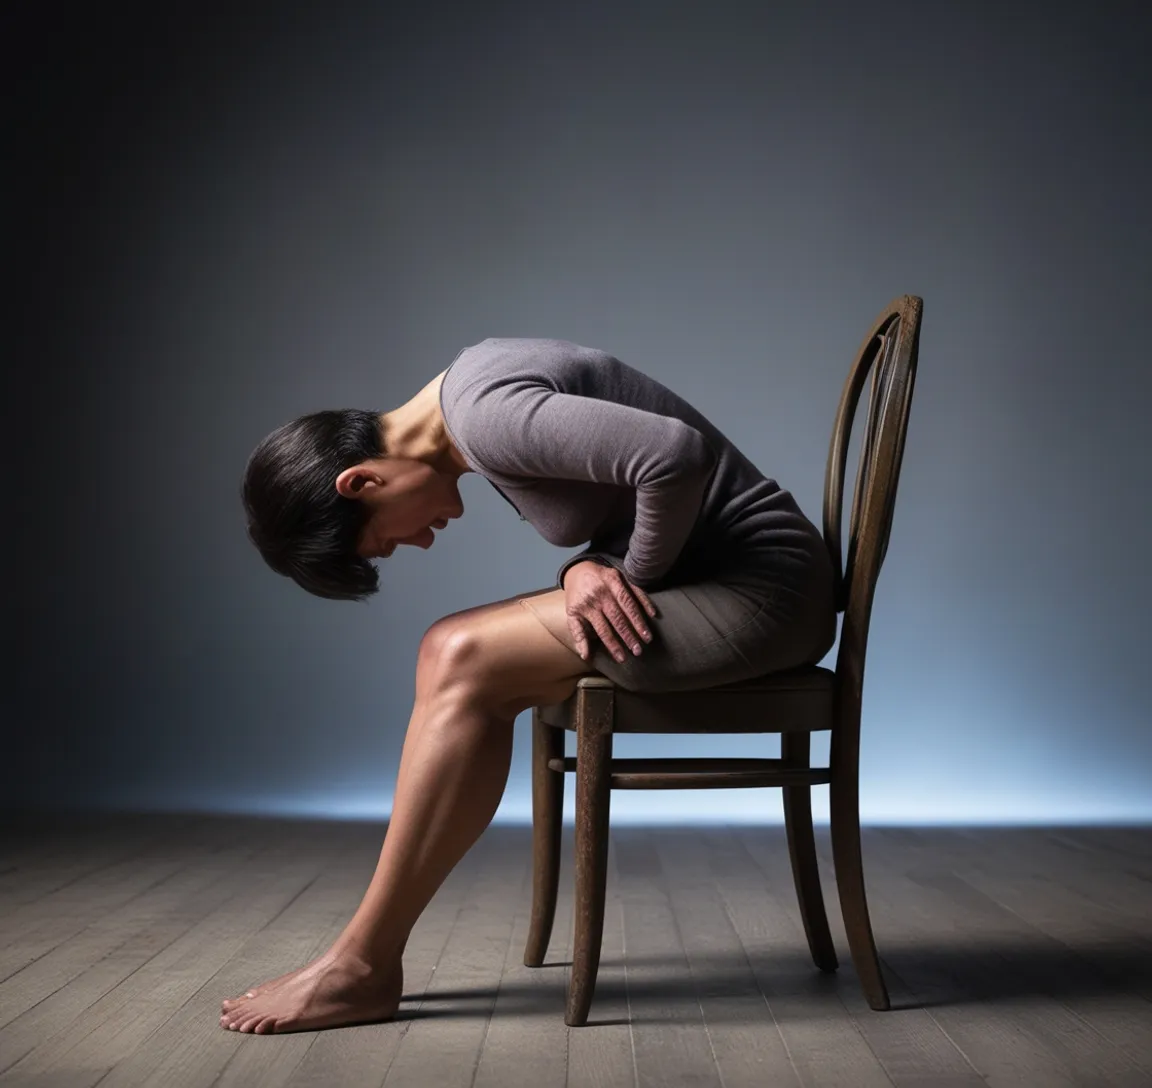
left=0, top=814, right=1149, bottom=1087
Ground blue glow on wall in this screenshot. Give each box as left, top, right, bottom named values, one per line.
left=7, top=1, right=1150, bottom=825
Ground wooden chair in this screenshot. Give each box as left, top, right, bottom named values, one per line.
left=523, top=294, right=923, bottom=1026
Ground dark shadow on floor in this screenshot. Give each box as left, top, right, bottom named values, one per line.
left=397, top=938, right=1152, bottom=1021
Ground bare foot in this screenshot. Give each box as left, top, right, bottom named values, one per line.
left=221, top=962, right=305, bottom=1005
left=219, top=949, right=402, bottom=1034
left=220, top=943, right=402, bottom=1007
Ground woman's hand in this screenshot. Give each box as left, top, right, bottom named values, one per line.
left=563, top=560, right=658, bottom=663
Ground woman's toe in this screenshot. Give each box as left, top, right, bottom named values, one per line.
left=238, top=1013, right=266, bottom=1033
left=253, top=1017, right=277, bottom=1034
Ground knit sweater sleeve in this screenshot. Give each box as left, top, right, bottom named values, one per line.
left=460, top=382, right=718, bottom=589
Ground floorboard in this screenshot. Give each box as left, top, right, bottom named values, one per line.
left=0, top=814, right=1148, bottom=1088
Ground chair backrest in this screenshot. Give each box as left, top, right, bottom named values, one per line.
left=822, top=295, right=922, bottom=694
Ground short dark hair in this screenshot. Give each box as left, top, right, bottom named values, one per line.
left=241, top=409, right=389, bottom=601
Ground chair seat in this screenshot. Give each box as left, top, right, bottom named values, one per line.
left=538, top=664, right=836, bottom=734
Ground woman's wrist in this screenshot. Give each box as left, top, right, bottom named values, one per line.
left=558, top=555, right=616, bottom=589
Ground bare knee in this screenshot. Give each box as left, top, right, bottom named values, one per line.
left=414, top=614, right=583, bottom=717
left=415, top=618, right=482, bottom=695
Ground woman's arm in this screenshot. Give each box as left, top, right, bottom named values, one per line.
left=459, top=384, right=718, bottom=588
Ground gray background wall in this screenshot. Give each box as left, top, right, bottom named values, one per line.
left=7, top=0, right=1150, bottom=824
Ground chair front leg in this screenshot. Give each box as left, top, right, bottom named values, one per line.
left=525, top=709, right=565, bottom=967
left=781, top=730, right=838, bottom=971
left=567, top=694, right=614, bottom=1027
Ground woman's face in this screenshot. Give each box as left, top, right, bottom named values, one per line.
left=339, top=459, right=462, bottom=559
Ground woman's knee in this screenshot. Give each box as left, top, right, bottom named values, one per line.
left=416, top=617, right=483, bottom=685
left=414, top=600, right=589, bottom=715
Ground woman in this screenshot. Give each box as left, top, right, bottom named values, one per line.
left=229, top=336, right=837, bottom=1033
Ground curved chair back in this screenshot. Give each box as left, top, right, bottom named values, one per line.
left=823, top=295, right=922, bottom=707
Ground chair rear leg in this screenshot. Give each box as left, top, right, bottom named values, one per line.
left=525, top=710, right=565, bottom=967
left=781, top=731, right=838, bottom=971
left=566, top=715, right=613, bottom=1027
left=829, top=771, right=891, bottom=1010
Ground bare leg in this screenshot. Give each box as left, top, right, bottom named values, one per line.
left=220, top=589, right=592, bottom=1033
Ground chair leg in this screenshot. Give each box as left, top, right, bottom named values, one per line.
left=781, top=731, right=838, bottom=972
left=525, top=709, right=565, bottom=968
left=566, top=703, right=613, bottom=1027
left=829, top=769, right=891, bottom=1010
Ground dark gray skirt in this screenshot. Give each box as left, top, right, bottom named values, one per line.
left=519, top=542, right=838, bottom=694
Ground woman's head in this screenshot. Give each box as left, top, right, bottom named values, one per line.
left=241, top=408, right=461, bottom=602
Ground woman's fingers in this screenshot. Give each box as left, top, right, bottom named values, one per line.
left=631, top=584, right=659, bottom=619
left=584, top=607, right=628, bottom=662
left=602, top=595, right=649, bottom=655
left=567, top=614, right=591, bottom=660
left=562, top=563, right=659, bottom=663
left=568, top=609, right=628, bottom=663
left=602, top=573, right=653, bottom=648
left=613, top=586, right=654, bottom=644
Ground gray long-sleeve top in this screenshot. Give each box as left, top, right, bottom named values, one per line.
left=438, top=338, right=828, bottom=591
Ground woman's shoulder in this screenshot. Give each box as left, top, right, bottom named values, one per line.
left=449, top=337, right=613, bottom=375
left=442, top=337, right=621, bottom=409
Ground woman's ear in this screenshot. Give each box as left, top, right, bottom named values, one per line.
left=334, top=464, right=381, bottom=500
